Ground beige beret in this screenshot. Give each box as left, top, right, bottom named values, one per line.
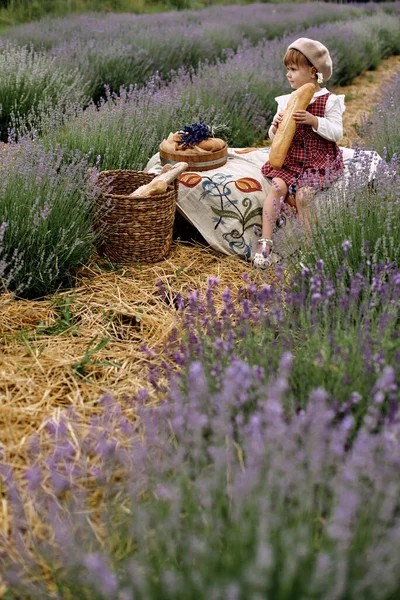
left=287, top=38, right=332, bottom=81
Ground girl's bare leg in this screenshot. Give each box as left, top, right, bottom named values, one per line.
left=259, top=177, right=288, bottom=254
left=295, top=186, right=315, bottom=233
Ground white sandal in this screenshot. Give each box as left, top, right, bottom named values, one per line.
left=252, top=238, right=274, bottom=269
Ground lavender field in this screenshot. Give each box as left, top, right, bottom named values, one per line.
left=2, top=2, right=389, bottom=97
left=0, top=2, right=400, bottom=598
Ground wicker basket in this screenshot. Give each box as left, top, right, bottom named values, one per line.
left=159, top=143, right=228, bottom=172
left=94, top=170, right=178, bottom=264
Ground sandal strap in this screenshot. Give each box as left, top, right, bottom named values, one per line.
left=258, top=238, right=274, bottom=247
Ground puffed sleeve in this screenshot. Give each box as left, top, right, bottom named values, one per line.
left=312, top=94, right=345, bottom=142
left=268, top=94, right=291, bottom=140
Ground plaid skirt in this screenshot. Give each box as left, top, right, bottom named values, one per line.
left=262, top=93, right=344, bottom=192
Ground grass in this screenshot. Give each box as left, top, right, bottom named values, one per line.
left=0, top=0, right=269, bottom=24
left=345, top=92, right=355, bottom=102
left=0, top=0, right=169, bottom=23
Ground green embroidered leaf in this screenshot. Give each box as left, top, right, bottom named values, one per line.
left=243, top=207, right=263, bottom=225
left=210, top=207, right=242, bottom=221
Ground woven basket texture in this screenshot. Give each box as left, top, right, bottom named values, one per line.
left=94, top=170, right=178, bottom=264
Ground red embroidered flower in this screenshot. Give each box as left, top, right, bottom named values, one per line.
left=179, top=173, right=202, bottom=188
left=234, top=177, right=262, bottom=193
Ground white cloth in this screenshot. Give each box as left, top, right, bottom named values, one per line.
left=268, top=88, right=346, bottom=143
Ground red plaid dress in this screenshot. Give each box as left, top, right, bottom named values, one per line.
left=262, top=92, right=344, bottom=192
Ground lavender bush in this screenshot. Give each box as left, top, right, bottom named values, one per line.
left=281, top=151, right=400, bottom=281
left=157, top=264, right=400, bottom=419
left=1, top=351, right=400, bottom=598
left=0, top=41, right=88, bottom=142
left=55, top=38, right=157, bottom=103
left=37, top=81, right=228, bottom=171
left=0, top=138, right=99, bottom=298
left=323, top=14, right=400, bottom=86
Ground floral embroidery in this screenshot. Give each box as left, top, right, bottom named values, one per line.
left=190, top=173, right=263, bottom=258
left=179, top=172, right=202, bottom=188
left=235, top=177, right=263, bottom=193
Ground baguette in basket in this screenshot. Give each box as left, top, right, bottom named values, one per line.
left=129, top=162, right=188, bottom=198
left=269, top=82, right=316, bottom=169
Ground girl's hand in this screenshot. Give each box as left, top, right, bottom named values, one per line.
left=293, top=110, right=318, bottom=129
left=271, top=111, right=284, bottom=134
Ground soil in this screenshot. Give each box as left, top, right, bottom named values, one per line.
left=333, top=54, right=400, bottom=148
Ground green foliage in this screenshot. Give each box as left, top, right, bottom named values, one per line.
left=36, top=295, right=79, bottom=336
left=0, top=0, right=319, bottom=25
left=72, top=335, right=121, bottom=378
left=0, top=0, right=170, bottom=23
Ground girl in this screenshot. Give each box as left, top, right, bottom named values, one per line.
left=253, top=37, right=345, bottom=268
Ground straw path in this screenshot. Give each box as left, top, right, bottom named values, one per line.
left=333, top=54, right=400, bottom=148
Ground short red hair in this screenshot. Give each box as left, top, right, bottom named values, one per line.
left=283, top=48, right=313, bottom=69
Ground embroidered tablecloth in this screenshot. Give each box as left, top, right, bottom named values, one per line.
left=146, top=146, right=382, bottom=261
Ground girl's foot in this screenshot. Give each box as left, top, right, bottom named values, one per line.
left=252, top=238, right=274, bottom=269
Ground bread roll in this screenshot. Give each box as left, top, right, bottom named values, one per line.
left=197, top=138, right=226, bottom=152
left=269, top=82, right=316, bottom=169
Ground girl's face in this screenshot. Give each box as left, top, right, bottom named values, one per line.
left=286, top=63, right=316, bottom=89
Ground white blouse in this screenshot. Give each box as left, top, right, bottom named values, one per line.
left=268, top=88, right=346, bottom=143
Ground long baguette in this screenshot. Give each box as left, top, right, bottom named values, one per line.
left=129, top=162, right=188, bottom=198
left=269, top=82, right=316, bottom=169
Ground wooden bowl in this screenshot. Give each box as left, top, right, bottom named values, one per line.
left=159, top=143, right=228, bottom=172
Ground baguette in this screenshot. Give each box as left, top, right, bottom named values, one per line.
left=269, top=82, right=316, bottom=169
left=129, top=162, right=188, bottom=198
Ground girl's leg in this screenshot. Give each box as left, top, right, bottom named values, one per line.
left=295, top=186, right=315, bottom=233
left=253, top=177, right=288, bottom=268
left=259, top=177, right=288, bottom=252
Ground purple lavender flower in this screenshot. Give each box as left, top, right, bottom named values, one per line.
left=342, top=239, right=352, bottom=254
